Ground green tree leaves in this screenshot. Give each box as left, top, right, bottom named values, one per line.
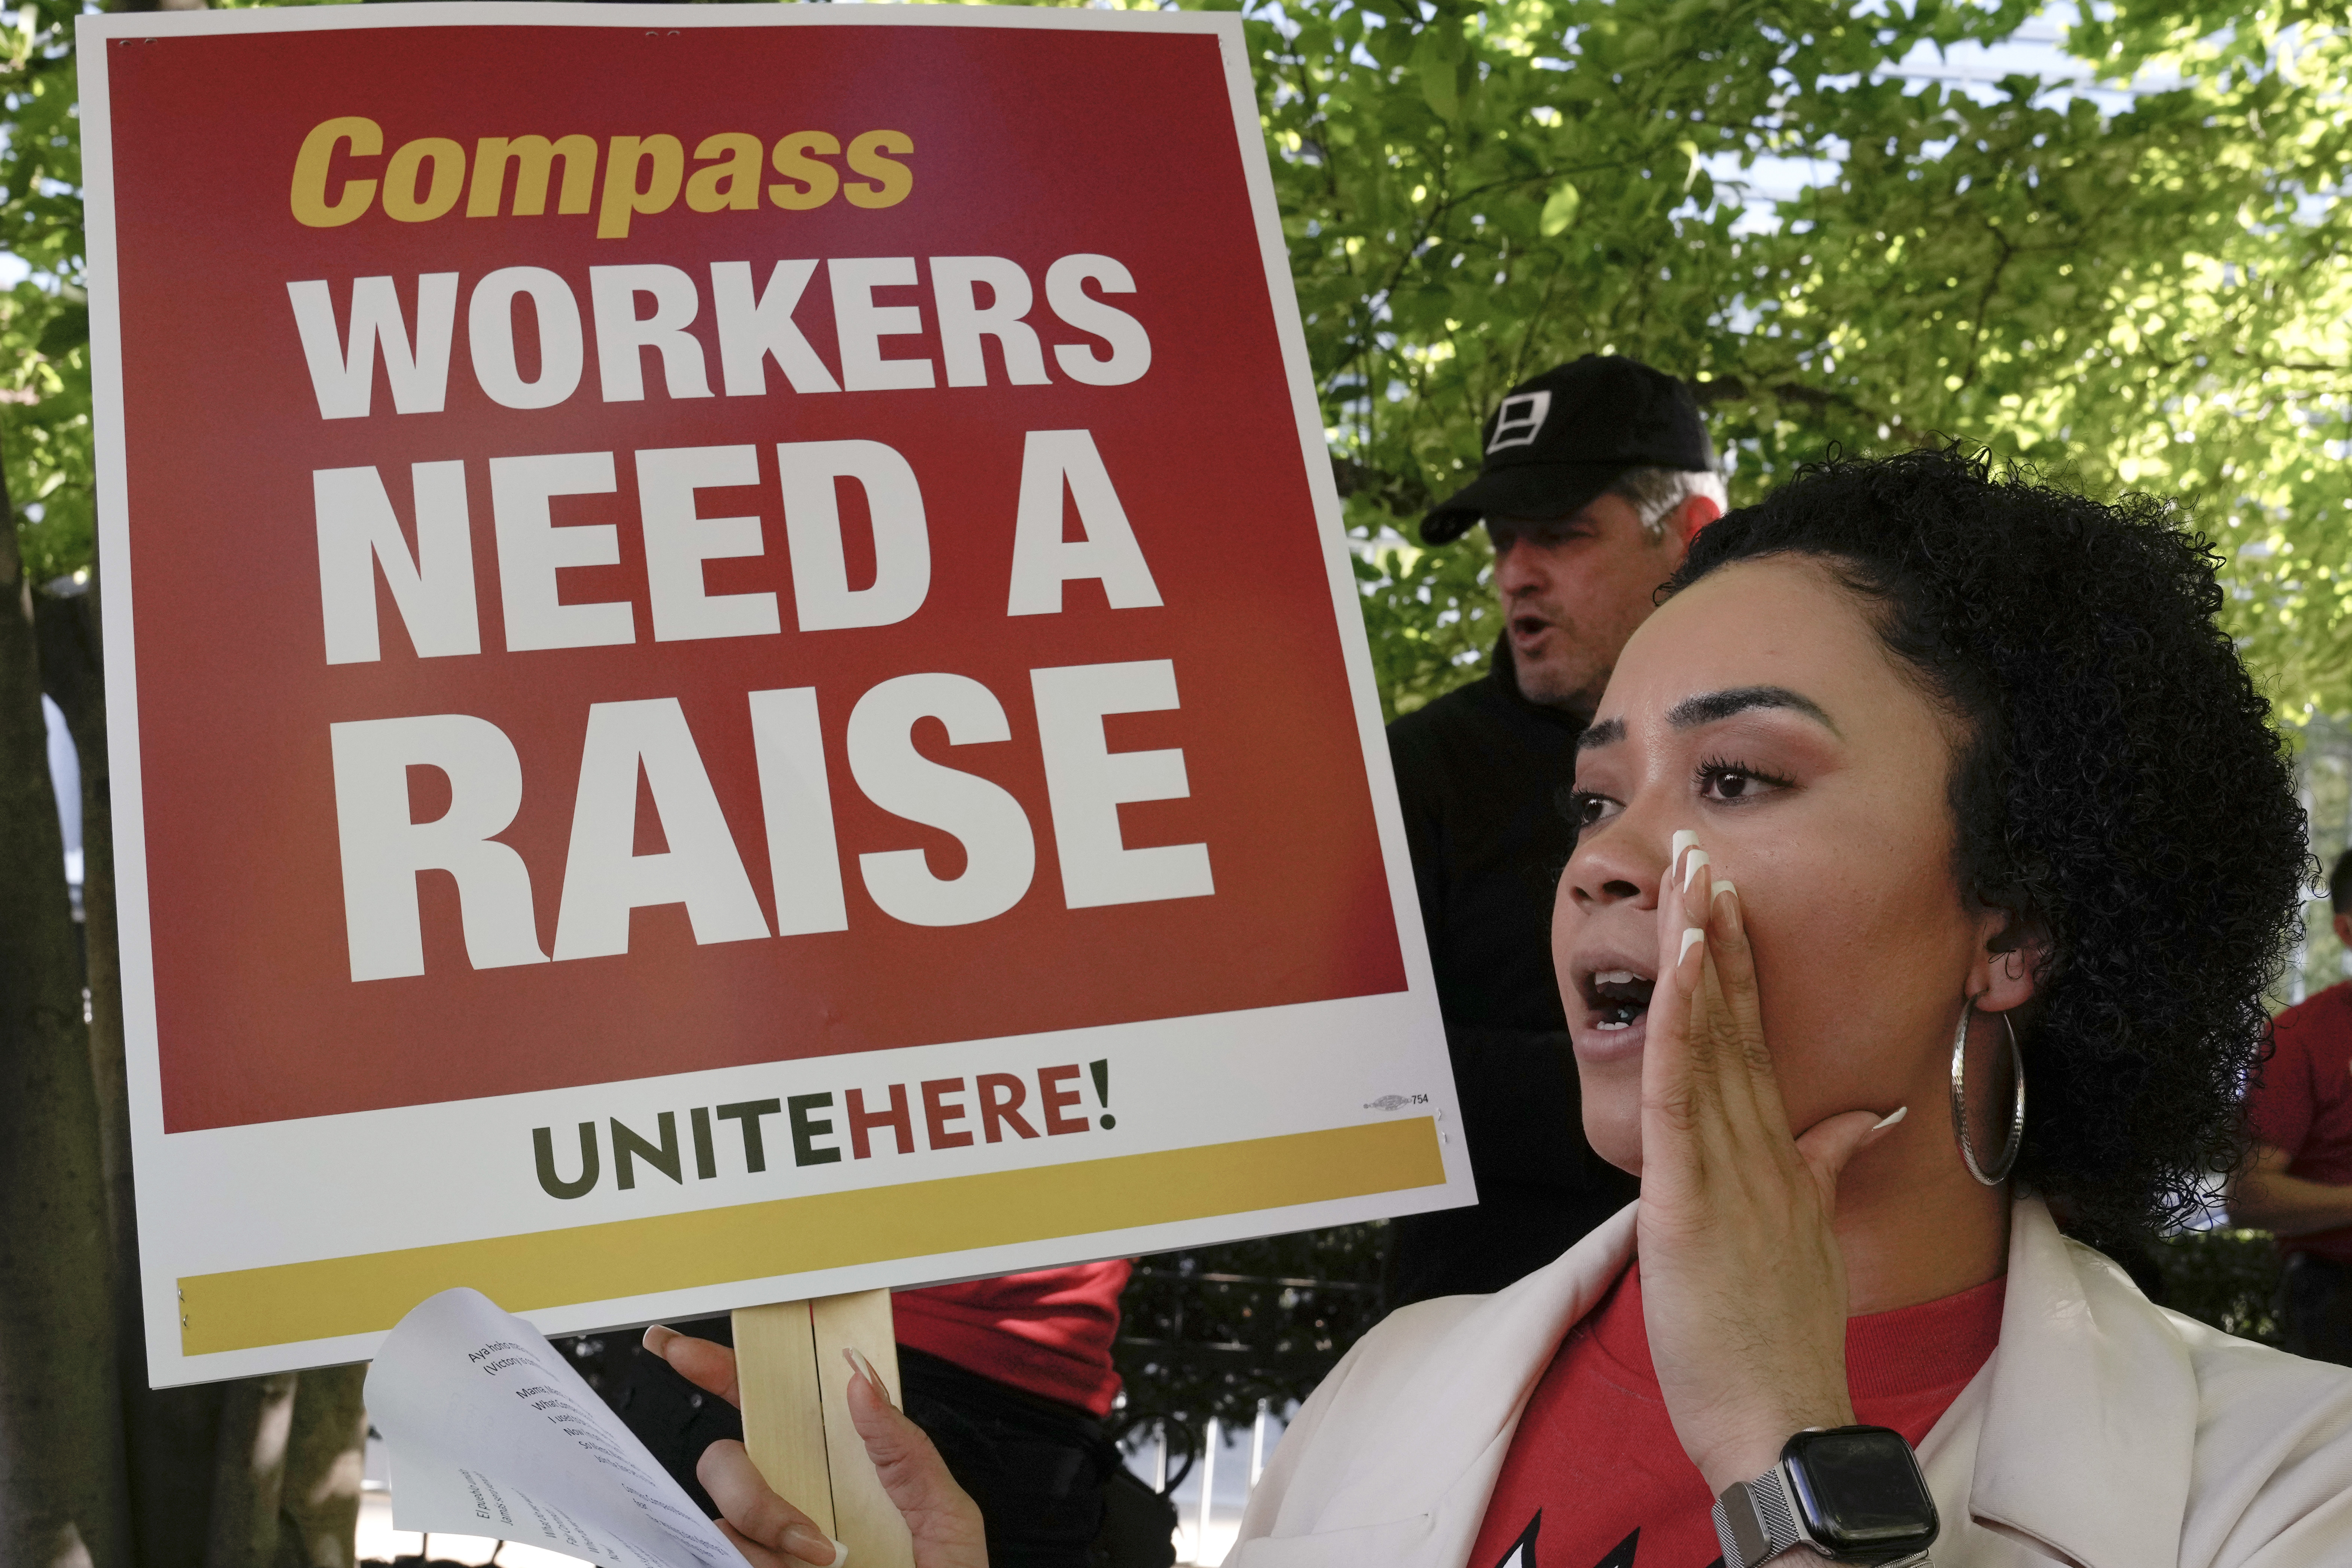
left=1539, top=179, right=1580, bottom=236
left=1223, top=0, right=2352, bottom=724
left=0, top=0, right=90, bottom=586
left=1237, top=0, right=2052, bottom=710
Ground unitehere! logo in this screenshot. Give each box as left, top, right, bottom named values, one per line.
left=290, top=117, right=914, bottom=241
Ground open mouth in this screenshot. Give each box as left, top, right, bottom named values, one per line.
left=1582, top=968, right=1656, bottom=1031
left=1510, top=613, right=1551, bottom=641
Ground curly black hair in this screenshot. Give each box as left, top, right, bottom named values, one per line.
left=1668, top=445, right=2308, bottom=1239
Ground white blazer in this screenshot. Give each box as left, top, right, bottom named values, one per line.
left=1231, top=1199, right=2352, bottom=1567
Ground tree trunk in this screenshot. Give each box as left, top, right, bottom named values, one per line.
left=0, top=488, right=130, bottom=1568
left=196, top=1367, right=371, bottom=1568
left=203, top=1376, right=296, bottom=1568
left=271, top=1370, right=367, bottom=1568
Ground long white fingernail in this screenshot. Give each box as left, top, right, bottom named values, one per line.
left=1679, top=926, right=1705, bottom=963
left=843, top=1345, right=886, bottom=1398
left=827, top=1539, right=850, bottom=1568
left=1683, top=849, right=1711, bottom=891
left=1872, top=1105, right=1908, bottom=1132
left=1671, top=829, right=1699, bottom=866
left=1712, top=879, right=1736, bottom=900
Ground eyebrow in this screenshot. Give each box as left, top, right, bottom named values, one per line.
left=1575, top=686, right=1837, bottom=752
left=1667, top=686, right=1840, bottom=735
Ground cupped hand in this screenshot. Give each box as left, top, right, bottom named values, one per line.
left=1635, top=838, right=1904, bottom=1496
left=642, top=1326, right=989, bottom=1568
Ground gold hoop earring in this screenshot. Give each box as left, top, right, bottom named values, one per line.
left=1950, top=997, right=2026, bottom=1186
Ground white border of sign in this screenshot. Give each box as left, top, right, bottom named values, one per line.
left=79, top=2, right=1466, bottom=1388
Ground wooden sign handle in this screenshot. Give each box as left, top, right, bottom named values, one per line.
left=733, top=1290, right=916, bottom=1568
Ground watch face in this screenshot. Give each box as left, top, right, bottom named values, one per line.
left=1784, top=1428, right=1939, bottom=1551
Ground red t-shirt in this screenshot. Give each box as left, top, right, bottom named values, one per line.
left=2246, top=981, right=2352, bottom=1263
left=893, top=1262, right=1132, bottom=1416
left=1466, top=1263, right=2004, bottom=1568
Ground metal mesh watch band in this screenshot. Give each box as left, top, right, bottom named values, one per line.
left=1712, top=1469, right=1804, bottom=1568
left=1713, top=1466, right=1937, bottom=1568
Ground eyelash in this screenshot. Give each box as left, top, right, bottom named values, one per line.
left=1565, top=756, right=1793, bottom=835
left=1694, top=754, right=1793, bottom=802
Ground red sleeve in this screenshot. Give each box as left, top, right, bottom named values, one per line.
left=892, top=1261, right=1131, bottom=1416
left=2248, top=1006, right=2318, bottom=1156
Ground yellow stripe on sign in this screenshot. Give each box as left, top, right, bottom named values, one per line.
left=180, top=1117, right=1445, bottom=1357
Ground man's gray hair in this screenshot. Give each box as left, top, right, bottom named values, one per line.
left=1609, top=465, right=1729, bottom=539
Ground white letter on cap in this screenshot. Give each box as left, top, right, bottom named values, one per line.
left=1031, top=660, right=1212, bottom=908
left=847, top=673, right=1035, bottom=927
left=331, top=713, right=547, bottom=981
left=469, top=267, right=585, bottom=410
left=777, top=439, right=930, bottom=631
left=1007, top=429, right=1162, bottom=616
left=552, top=698, right=771, bottom=960
left=590, top=264, right=713, bottom=402
left=314, top=461, right=479, bottom=664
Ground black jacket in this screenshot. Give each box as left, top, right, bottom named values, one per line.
left=1383, top=650, right=1642, bottom=1305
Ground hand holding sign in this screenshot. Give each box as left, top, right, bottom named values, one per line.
left=645, top=1328, right=988, bottom=1568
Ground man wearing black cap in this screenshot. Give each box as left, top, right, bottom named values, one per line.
left=1388, top=354, right=1724, bottom=1304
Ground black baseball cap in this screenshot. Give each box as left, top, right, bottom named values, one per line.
left=1422, top=355, right=1716, bottom=544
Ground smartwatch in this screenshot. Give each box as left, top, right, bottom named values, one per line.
left=1710, top=1425, right=1939, bottom=1567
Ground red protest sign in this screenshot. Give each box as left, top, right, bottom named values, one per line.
left=86, top=4, right=1459, bottom=1386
